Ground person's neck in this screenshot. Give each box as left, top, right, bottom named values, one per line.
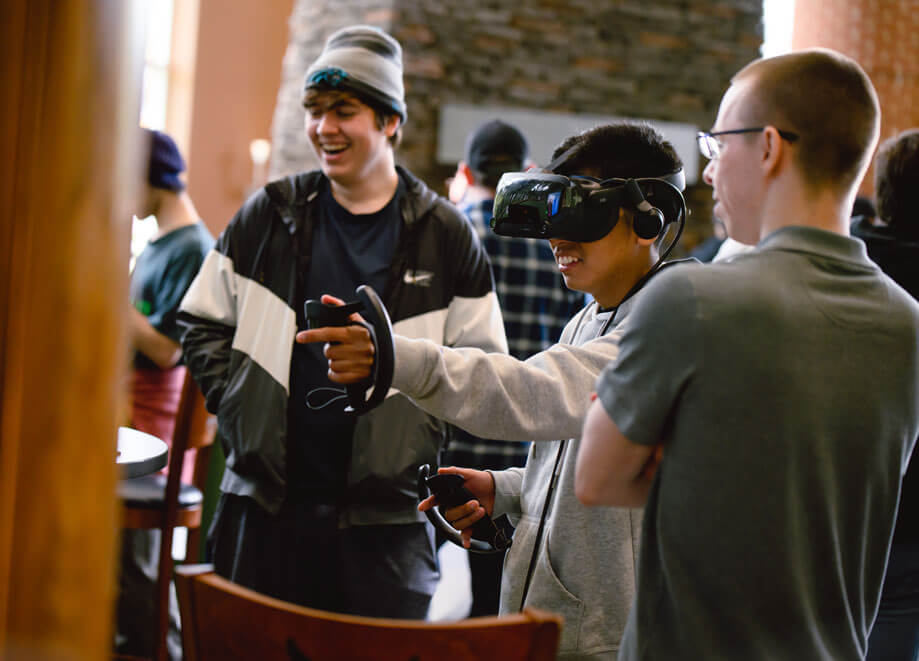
left=329, top=157, right=400, bottom=215
left=154, top=191, right=200, bottom=238
left=758, top=176, right=852, bottom=241
left=593, top=254, right=657, bottom=309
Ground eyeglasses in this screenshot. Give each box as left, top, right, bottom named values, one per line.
left=696, top=127, right=799, bottom=160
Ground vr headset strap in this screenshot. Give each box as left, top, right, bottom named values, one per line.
left=541, top=144, right=580, bottom=174
left=542, top=145, right=684, bottom=194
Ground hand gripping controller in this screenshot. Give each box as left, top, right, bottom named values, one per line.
left=418, top=464, right=512, bottom=554
left=304, top=285, right=395, bottom=415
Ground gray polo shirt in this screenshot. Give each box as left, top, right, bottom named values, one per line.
left=597, top=226, right=919, bottom=660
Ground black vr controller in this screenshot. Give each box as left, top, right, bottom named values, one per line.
left=418, top=464, right=512, bottom=554
left=304, top=285, right=395, bottom=415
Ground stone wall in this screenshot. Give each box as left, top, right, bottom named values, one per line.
left=270, top=0, right=764, bottom=251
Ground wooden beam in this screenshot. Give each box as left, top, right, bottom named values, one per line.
left=0, top=1, right=145, bottom=657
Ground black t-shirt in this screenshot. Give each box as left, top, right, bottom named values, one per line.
left=286, top=177, right=404, bottom=503
left=129, top=222, right=214, bottom=369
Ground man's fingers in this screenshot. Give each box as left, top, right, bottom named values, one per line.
left=296, top=322, right=373, bottom=347
left=442, top=500, right=477, bottom=523
left=326, top=369, right=371, bottom=384
left=342, top=323, right=373, bottom=344
left=320, top=294, right=345, bottom=306
left=445, top=501, right=485, bottom=531
left=325, top=339, right=374, bottom=383
left=296, top=327, right=348, bottom=344
left=418, top=495, right=438, bottom=512
left=326, top=359, right=373, bottom=374
left=324, top=342, right=374, bottom=363
left=319, top=293, right=368, bottom=325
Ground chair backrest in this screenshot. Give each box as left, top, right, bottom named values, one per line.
left=153, top=371, right=216, bottom=660
left=173, top=367, right=216, bottom=497
left=173, top=367, right=216, bottom=457
left=175, top=565, right=562, bottom=661
left=157, top=368, right=215, bottom=532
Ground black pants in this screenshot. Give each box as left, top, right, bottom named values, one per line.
left=208, top=493, right=438, bottom=619
left=466, top=547, right=506, bottom=616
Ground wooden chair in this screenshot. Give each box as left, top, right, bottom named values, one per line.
left=119, top=370, right=217, bottom=661
left=175, top=564, right=562, bottom=661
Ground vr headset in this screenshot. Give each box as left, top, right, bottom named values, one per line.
left=492, top=169, right=686, bottom=243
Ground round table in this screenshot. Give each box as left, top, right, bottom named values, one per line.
left=117, top=426, right=168, bottom=479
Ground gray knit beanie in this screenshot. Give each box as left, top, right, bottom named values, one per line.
left=303, top=25, right=406, bottom=124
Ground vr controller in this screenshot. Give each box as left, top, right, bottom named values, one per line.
left=303, top=285, right=394, bottom=414
left=418, top=464, right=512, bottom=554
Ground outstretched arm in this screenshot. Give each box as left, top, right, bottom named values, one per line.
left=300, top=317, right=620, bottom=442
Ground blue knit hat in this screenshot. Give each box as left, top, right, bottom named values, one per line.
left=145, top=129, right=186, bottom=192
left=303, top=25, right=406, bottom=124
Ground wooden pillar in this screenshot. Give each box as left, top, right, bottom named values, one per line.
left=0, top=1, right=144, bottom=658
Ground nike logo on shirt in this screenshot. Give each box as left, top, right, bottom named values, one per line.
left=403, top=270, right=434, bottom=286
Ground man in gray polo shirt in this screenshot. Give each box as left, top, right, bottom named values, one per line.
left=575, top=49, right=919, bottom=660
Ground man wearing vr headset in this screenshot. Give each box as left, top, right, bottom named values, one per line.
left=577, top=50, right=919, bottom=659
left=301, top=122, right=688, bottom=658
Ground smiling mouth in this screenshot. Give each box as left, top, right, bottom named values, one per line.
left=556, top=255, right=582, bottom=270
left=321, top=144, right=348, bottom=155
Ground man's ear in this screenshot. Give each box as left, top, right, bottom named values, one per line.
left=448, top=162, right=473, bottom=203
left=384, top=114, right=400, bottom=138
left=761, top=125, right=786, bottom=177
left=458, top=162, right=475, bottom=185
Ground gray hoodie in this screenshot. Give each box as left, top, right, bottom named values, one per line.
left=393, top=298, right=642, bottom=660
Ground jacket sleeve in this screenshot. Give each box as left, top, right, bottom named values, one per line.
left=176, top=198, right=254, bottom=415
left=177, top=242, right=238, bottom=414
left=391, top=331, right=620, bottom=442
left=178, top=187, right=286, bottom=414
left=491, top=467, right=526, bottom=518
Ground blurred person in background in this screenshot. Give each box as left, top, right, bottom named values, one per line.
left=859, top=129, right=919, bottom=661
left=117, top=128, right=213, bottom=660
